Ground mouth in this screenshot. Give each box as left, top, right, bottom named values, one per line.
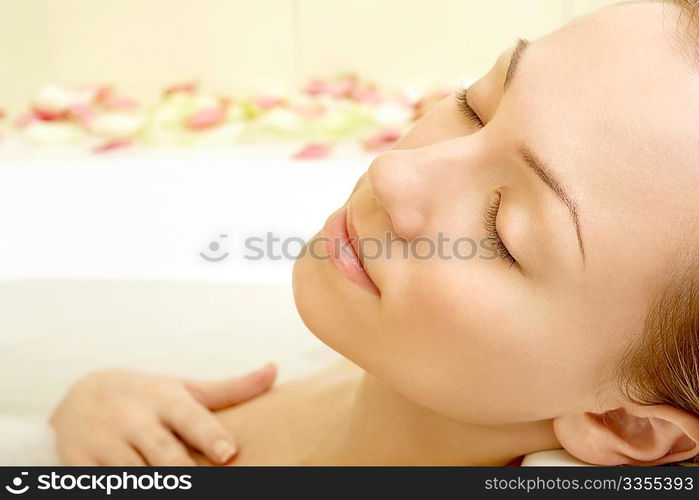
left=323, top=206, right=380, bottom=297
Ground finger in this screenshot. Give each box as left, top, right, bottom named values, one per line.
left=162, top=402, right=238, bottom=464
left=59, top=444, right=99, bottom=466
left=184, top=362, right=277, bottom=410
left=126, top=425, right=196, bottom=466
left=91, top=439, right=147, bottom=466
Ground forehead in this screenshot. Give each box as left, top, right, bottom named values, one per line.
left=505, top=3, right=699, bottom=265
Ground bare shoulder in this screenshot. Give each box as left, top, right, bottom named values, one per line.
left=192, top=359, right=363, bottom=465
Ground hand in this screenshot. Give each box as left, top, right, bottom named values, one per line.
left=50, top=363, right=276, bottom=465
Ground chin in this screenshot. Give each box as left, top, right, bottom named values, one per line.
left=292, top=231, right=377, bottom=366
left=292, top=233, right=340, bottom=347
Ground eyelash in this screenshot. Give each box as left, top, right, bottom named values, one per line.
left=483, top=193, right=517, bottom=267
left=457, top=89, right=514, bottom=267
left=455, top=88, right=484, bottom=127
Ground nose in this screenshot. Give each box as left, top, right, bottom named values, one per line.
left=367, top=139, right=482, bottom=240
left=368, top=150, right=427, bottom=240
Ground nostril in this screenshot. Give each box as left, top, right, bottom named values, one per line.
left=387, top=208, right=426, bottom=242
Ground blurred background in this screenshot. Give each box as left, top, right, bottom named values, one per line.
left=1, top=0, right=616, bottom=113
left=0, top=0, right=617, bottom=430
left=0, top=0, right=617, bottom=284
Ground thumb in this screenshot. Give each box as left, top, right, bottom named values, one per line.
left=184, top=363, right=277, bottom=410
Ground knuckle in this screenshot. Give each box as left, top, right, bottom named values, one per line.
left=178, top=410, right=203, bottom=429
left=159, top=453, right=193, bottom=466
left=81, top=368, right=129, bottom=388
left=146, top=433, right=174, bottom=453
left=109, top=403, right=144, bottom=428
left=60, top=444, right=88, bottom=465
left=167, top=405, right=201, bottom=429
left=116, top=454, right=143, bottom=466
left=182, top=381, right=207, bottom=404
left=111, top=399, right=137, bottom=417
left=149, top=379, right=183, bottom=400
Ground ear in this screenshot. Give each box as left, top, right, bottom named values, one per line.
left=553, top=405, right=699, bottom=466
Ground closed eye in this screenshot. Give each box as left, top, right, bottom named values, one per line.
left=455, top=88, right=484, bottom=127
left=483, top=193, right=518, bottom=268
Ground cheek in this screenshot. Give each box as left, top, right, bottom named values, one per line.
left=362, top=262, right=602, bottom=423
left=357, top=263, right=533, bottom=420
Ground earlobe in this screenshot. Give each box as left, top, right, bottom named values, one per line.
left=553, top=405, right=699, bottom=466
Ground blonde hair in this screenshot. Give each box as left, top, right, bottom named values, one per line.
left=611, top=1, right=699, bottom=466
left=616, top=254, right=698, bottom=465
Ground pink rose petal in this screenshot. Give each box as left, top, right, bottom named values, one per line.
left=304, top=79, right=330, bottom=96
left=87, top=84, right=113, bottom=103
left=253, top=96, right=285, bottom=110
left=289, top=103, right=326, bottom=119
left=185, top=107, right=226, bottom=130
left=362, top=129, right=403, bottom=152
left=69, top=103, right=95, bottom=129
left=102, top=95, right=138, bottom=110
left=15, top=113, right=36, bottom=128
left=292, top=142, right=332, bottom=160
left=164, top=81, right=198, bottom=97
left=93, top=137, right=133, bottom=153
left=329, top=79, right=355, bottom=99
left=352, top=88, right=382, bottom=105
left=33, top=107, right=70, bottom=121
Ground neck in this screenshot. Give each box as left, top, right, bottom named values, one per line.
left=299, top=369, right=560, bottom=465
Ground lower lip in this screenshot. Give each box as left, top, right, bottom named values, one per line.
left=323, top=208, right=380, bottom=297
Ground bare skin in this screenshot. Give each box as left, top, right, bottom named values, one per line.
left=191, top=360, right=559, bottom=466
left=52, top=2, right=699, bottom=467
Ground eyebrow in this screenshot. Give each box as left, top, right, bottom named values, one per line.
left=503, top=38, right=586, bottom=262
left=518, top=145, right=585, bottom=262
left=504, top=38, right=530, bottom=91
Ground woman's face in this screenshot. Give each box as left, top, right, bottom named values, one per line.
left=293, top=2, right=699, bottom=424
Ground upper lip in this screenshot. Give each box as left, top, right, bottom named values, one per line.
left=346, top=204, right=367, bottom=270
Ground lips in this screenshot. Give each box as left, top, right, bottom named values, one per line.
left=323, top=207, right=380, bottom=296
left=346, top=211, right=365, bottom=268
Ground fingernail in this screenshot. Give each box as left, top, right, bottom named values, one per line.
left=253, top=363, right=273, bottom=376
left=213, top=439, right=237, bottom=463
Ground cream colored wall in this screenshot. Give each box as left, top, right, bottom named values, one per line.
left=0, top=0, right=617, bottom=113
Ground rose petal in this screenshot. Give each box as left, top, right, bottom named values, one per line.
left=164, top=81, right=198, bottom=97
left=362, top=129, right=403, bottom=152
left=352, top=88, right=382, bottom=105
left=185, top=107, right=227, bottom=130
left=329, top=80, right=355, bottom=99
left=292, top=142, right=332, bottom=160
left=33, top=107, right=70, bottom=121
left=89, top=84, right=113, bottom=103
left=253, top=96, right=285, bottom=110
left=102, top=95, right=138, bottom=110
left=93, top=137, right=133, bottom=153
left=34, top=84, right=91, bottom=113
left=69, top=104, right=95, bottom=129
left=289, top=103, right=326, bottom=119
left=304, top=79, right=330, bottom=96
left=15, top=113, right=36, bottom=128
